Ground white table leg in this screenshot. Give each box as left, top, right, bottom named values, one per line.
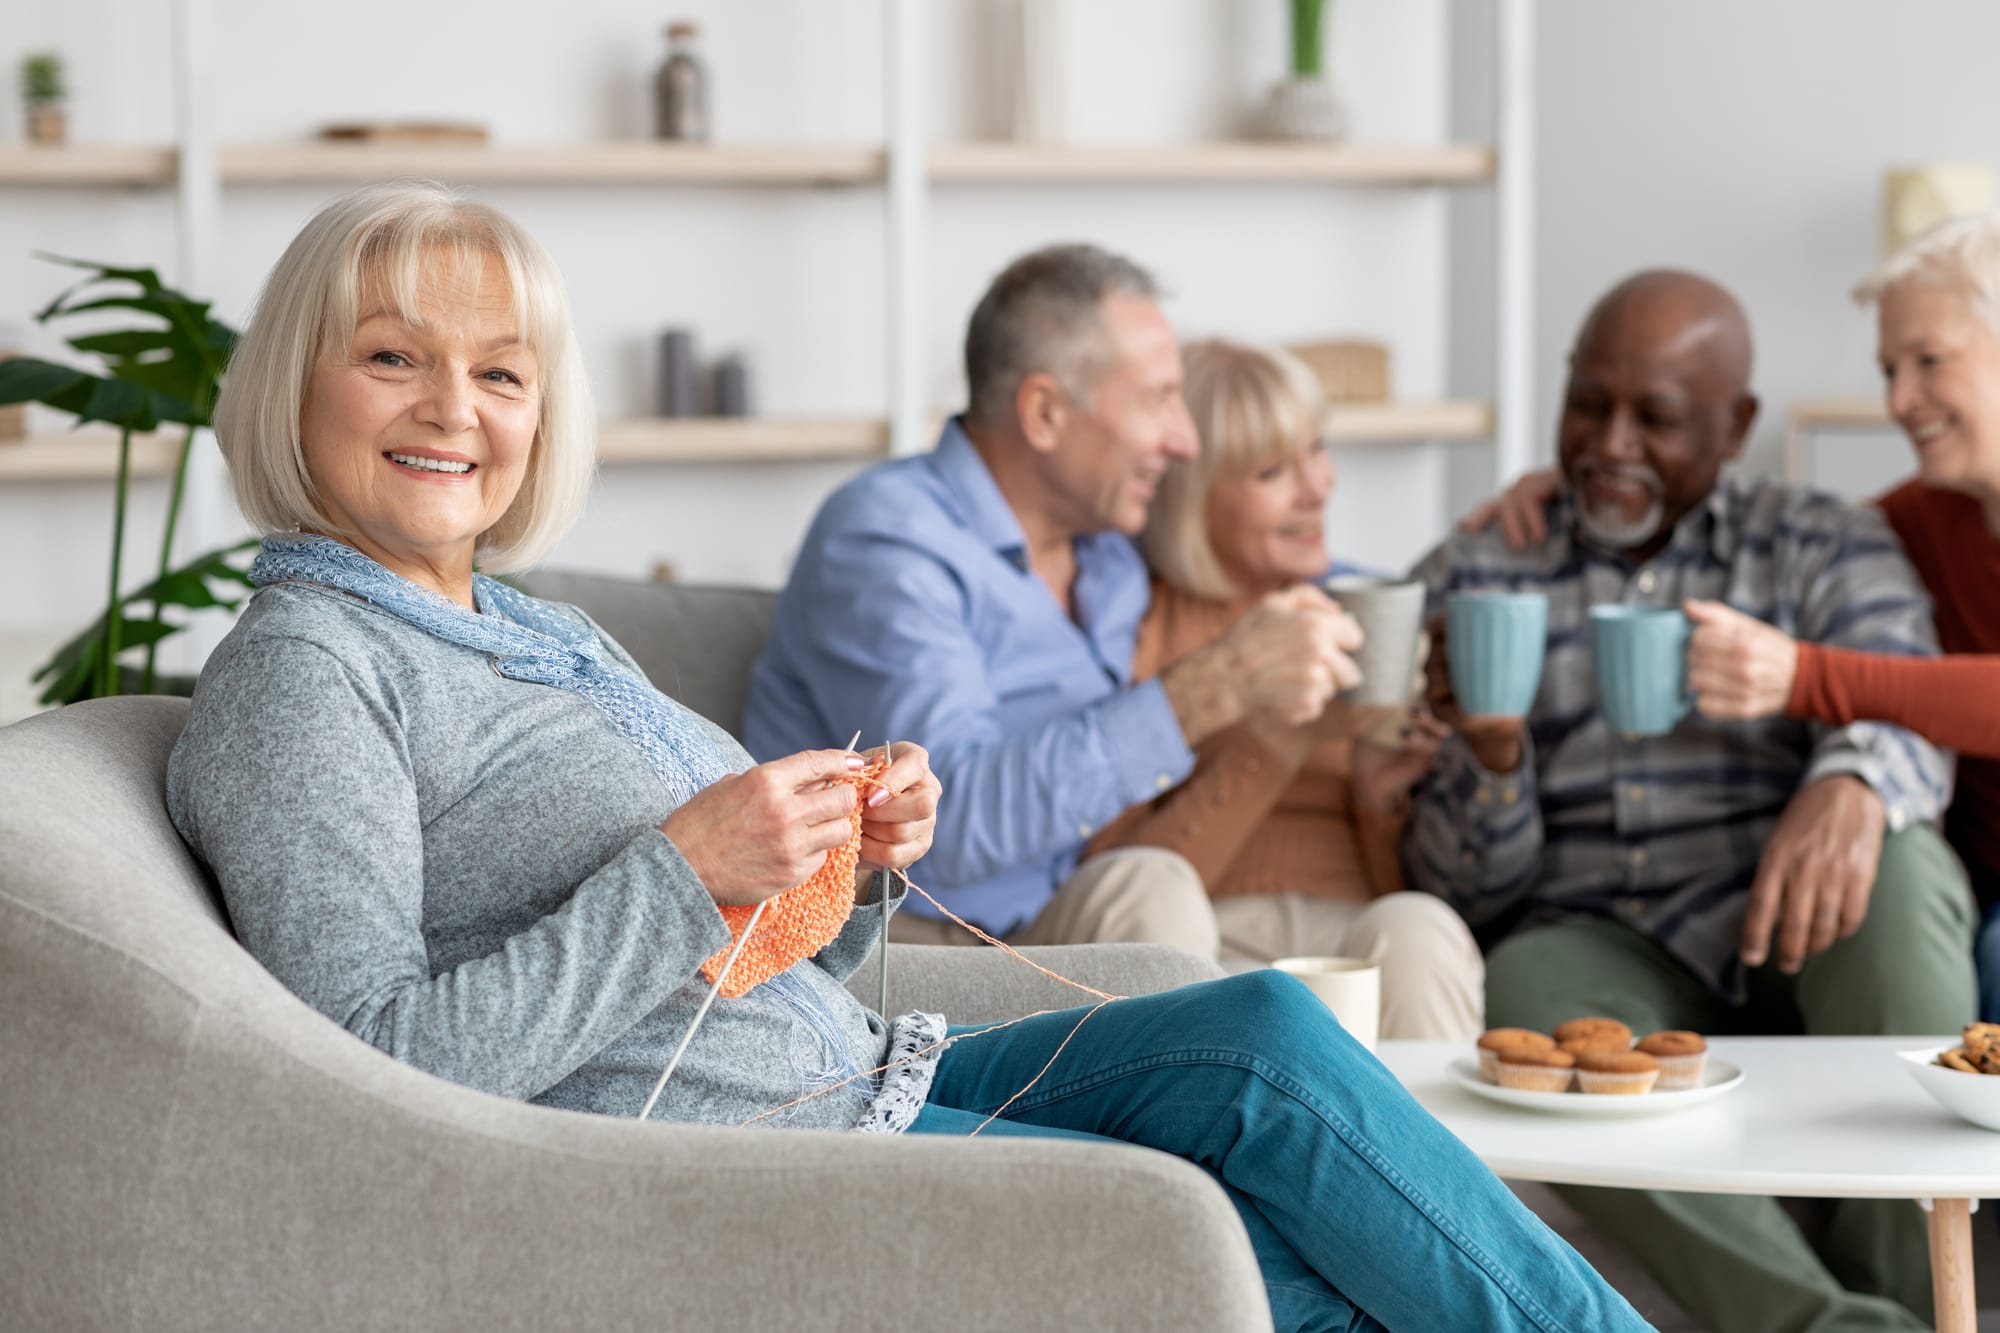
left=1922, top=1196, right=1976, bottom=1333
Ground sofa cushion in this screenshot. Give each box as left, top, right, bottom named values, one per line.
left=512, top=571, right=774, bottom=738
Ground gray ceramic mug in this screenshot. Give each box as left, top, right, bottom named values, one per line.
left=1325, top=575, right=1427, bottom=706
left=1590, top=605, right=1693, bottom=738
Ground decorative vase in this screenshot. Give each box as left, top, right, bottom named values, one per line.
left=25, top=103, right=66, bottom=147
left=1012, top=0, right=1069, bottom=144
left=653, top=21, right=710, bottom=143
left=1258, top=77, right=1344, bottom=142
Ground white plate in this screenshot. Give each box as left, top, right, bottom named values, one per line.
left=1448, top=1056, right=1745, bottom=1118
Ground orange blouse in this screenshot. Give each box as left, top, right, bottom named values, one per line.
left=1084, top=580, right=1399, bottom=902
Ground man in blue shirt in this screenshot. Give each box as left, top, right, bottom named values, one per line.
left=746, top=244, right=1360, bottom=951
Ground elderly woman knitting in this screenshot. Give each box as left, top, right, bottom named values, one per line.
left=168, top=181, right=1648, bottom=1333
left=1087, top=339, right=1483, bottom=1040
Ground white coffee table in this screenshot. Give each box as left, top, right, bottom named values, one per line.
left=1379, top=1036, right=2000, bottom=1333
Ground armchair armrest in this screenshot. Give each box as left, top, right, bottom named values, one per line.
left=131, top=1004, right=1271, bottom=1331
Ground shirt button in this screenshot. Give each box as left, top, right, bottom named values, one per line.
left=1155, top=773, right=1173, bottom=792
left=1623, top=896, right=1645, bottom=916
left=1628, top=847, right=1648, bottom=867
left=1076, top=823, right=1092, bottom=839
left=1636, top=571, right=1657, bottom=594
left=1475, top=788, right=1493, bottom=805
left=1627, top=784, right=1645, bottom=802
left=1501, top=783, right=1519, bottom=804
left=1461, top=850, right=1477, bottom=866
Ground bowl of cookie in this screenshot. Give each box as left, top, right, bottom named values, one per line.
left=1899, top=1023, right=2000, bottom=1132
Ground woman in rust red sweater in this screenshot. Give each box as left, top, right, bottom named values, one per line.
left=1477, top=217, right=2000, bottom=1022
left=1690, top=218, right=2000, bottom=1022
left=1086, top=339, right=1483, bottom=1040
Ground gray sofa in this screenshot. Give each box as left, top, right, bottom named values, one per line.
left=0, top=571, right=1269, bottom=1332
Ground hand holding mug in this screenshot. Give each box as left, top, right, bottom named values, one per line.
left=1230, top=584, right=1364, bottom=727
left=1684, top=598, right=1798, bottom=722
left=1349, top=709, right=1453, bottom=816
left=1425, top=610, right=1530, bottom=774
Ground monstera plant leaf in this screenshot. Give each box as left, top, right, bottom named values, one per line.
left=0, top=255, right=243, bottom=703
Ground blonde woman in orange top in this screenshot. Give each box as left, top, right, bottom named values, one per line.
left=1087, top=339, right=1483, bottom=1040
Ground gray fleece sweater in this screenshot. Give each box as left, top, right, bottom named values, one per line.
left=167, top=582, right=908, bottom=1131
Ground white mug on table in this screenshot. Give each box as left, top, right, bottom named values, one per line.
left=1271, top=954, right=1382, bottom=1052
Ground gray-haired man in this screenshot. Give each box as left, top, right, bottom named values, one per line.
left=745, top=244, right=1359, bottom=951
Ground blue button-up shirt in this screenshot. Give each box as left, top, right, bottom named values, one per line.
left=744, top=419, right=1195, bottom=935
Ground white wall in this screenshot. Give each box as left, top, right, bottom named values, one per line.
left=0, top=0, right=1462, bottom=699
left=1452, top=0, right=2000, bottom=510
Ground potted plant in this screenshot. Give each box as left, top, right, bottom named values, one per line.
left=1257, top=0, right=1345, bottom=141
left=22, top=52, right=67, bottom=147
left=0, top=256, right=255, bottom=704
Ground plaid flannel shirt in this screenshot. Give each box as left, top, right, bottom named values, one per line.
left=1404, top=476, right=1950, bottom=1003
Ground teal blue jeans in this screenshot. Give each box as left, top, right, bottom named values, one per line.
left=911, top=971, right=1649, bottom=1333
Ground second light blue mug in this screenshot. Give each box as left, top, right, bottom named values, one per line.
left=1590, top=605, right=1692, bottom=738
left=1446, top=590, right=1549, bottom=717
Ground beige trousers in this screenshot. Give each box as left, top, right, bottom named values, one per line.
left=887, top=847, right=1220, bottom=958
left=1212, top=892, right=1485, bottom=1041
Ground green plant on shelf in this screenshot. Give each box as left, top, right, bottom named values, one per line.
left=1290, top=0, right=1329, bottom=79
left=0, top=256, right=255, bottom=706
left=21, top=53, right=66, bottom=107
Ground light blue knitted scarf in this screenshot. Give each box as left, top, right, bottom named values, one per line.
left=248, top=535, right=735, bottom=806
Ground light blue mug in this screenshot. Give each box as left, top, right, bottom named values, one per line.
left=1590, top=605, right=1692, bottom=738
left=1446, top=590, right=1549, bottom=717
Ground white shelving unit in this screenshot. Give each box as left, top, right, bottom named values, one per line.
left=0, top=431, right=184, bottom=482
left=0, top=0, right=1536, bottom=592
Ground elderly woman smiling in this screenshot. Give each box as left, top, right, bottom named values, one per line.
left=1088, top=340, right=1481, bottom=1040
left=166, top=182, right=1651, bottom=1332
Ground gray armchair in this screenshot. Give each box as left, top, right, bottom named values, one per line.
left=0, top=570, right=1269, bottom=1332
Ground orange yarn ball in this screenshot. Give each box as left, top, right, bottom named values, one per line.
left=699, top=760, right=887, bottom=998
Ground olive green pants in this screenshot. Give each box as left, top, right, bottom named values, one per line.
left=1484, top=825, right=1977, bottom=1333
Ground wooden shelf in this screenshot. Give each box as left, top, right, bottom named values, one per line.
left=0, top=431, right=183, bottom=482
left=1323, top=400, right=1492, bottom=444
left=1791, top=398, right=1890, bottom=429
left=0, top=145, right=176, bottom=186
left=0, top=141, right=1495, bottom=189
left=930, top=142, right=1494, bottom=185
left=221, top=143, right=885, bottom=186
left=596, top=417, right=891, bottom=464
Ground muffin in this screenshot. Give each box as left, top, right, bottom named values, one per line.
left=1574, top=1049, right=1660, bottom=1095
left=1494, top=1048, right=1575, bottom=1093
left=1635, top=1030, right=1709, bottom=1090
left=1552, top=1017, right=1633, bottom=1049
left=1558, top=1035, right=1633, bottom=1059
left=1477, top=1028, right=1555, bottom=1082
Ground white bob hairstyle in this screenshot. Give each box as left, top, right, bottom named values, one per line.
left=212, top=179, right=595, bottom=573
left=1140, top=338, right=1327, bottom=603
left=1853, top=211, right=2000, bottom=330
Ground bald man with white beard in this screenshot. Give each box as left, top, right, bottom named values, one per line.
left=1404, top=270, right=1975, bottom=1333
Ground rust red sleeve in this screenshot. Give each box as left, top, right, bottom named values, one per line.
left=1788, top=642, right=2000, bottom=758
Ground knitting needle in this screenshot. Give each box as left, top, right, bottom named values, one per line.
left=638, top=894, right=765, bottom=1120
left=879, top=740, right=893, bottom=1019
left=638, top=731, right=863, bottom=1121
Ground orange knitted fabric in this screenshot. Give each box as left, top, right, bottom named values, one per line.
left=699, top=759, right=887, bottom=998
